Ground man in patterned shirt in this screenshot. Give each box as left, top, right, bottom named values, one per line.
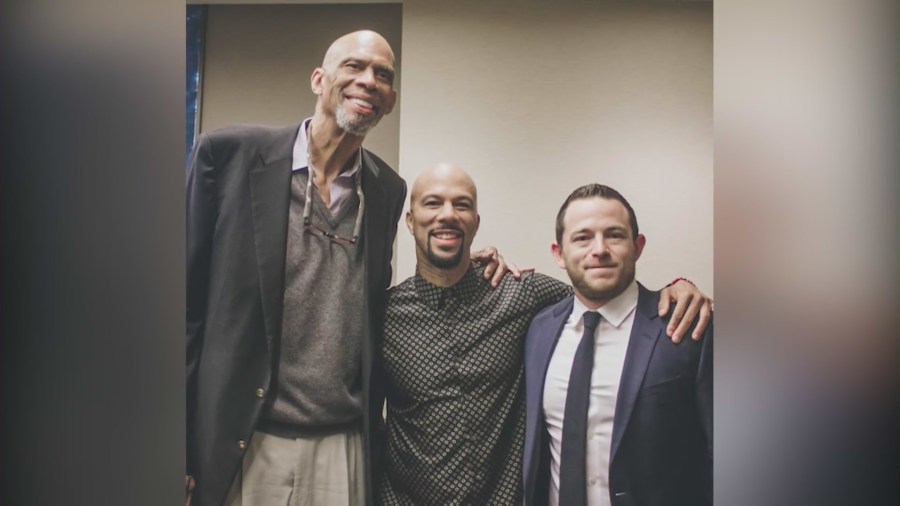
left=376, top=163, right=711, bottom=504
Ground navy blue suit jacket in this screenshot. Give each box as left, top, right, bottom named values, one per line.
left=523, top=283, right=713, bottom=506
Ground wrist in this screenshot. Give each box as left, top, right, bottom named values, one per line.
left=666, top=277, right=695, bottom=288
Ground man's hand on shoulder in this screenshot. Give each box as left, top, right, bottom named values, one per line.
left=658, top=278, right=713, bottom=343
left=471, top=246, right=535, bottom=288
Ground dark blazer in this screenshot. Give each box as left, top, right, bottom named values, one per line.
left=186, top=124, right=406, bottom=506
left=523, top=283, right=713, bottom=506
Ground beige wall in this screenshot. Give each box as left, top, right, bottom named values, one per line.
left=197, top=1, right=712, bottom=294
left=396, top=0, right=712, bottom=293
left=199, top=3, right=402, bottom=170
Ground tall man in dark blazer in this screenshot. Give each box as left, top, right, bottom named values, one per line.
left=186, top=31, right=406, bottom=506
left=523, top=184, right=713, bottom=506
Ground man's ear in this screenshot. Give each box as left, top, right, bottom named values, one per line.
left=551, top=242, right=566, bottom=269
left=634, top=234, right=646, bottom=260
left=405, top=210, right=413, bottom=235
left=310, top=68, right=325, bottom=95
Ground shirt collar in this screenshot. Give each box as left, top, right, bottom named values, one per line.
left=292, top=117, right=362, bottom=178
left=570, top=279, right=639, bottom=328
left=413, top=263, right=489, bottom=310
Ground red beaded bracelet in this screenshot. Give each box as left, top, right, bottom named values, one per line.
left=666, top=277, right=695, bottom=288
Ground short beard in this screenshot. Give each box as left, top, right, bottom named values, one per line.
left=336, top=104, right=381, bottom=136
left=426, top=235, right=466, bottom=269
left=569, top=266, right=634, bottom=305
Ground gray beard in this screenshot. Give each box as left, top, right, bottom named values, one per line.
left=336, top=104, right=380, bottom=136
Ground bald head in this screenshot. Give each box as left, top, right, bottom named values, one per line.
left=406, top=163, right=481, bottom=275
left=311, top=30, right=397, bottom=136
left=410, top=163, right=478, bottom=208
left=322, top=30, right=396, bottom=71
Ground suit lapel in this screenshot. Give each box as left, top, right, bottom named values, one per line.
left=361, top=150, right=387, bottom=297
left=535, top=297, right=576, bottom=401
left=359, top=151, right=386, bottom=404
left=528, top=297, right=573, bottom=500
left=249, top=126, right=296, bottom=352
left=610, top=284, right=663, bottom=464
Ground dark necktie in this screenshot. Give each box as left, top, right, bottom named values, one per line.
left=558, top=310, right=602, bottom=506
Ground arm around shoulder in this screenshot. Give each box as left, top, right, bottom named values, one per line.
left=658, top=279, right=713, bottom=343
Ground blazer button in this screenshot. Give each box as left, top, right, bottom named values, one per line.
left=256, top=388, right=265, bottom=398
left=238, top=440, right=247, bottom=450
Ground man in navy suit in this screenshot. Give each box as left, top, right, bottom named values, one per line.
left=523, top=184, right=713, bottom=506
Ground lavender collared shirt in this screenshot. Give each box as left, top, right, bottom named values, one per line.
left=291, top=118, right=362, bottom=213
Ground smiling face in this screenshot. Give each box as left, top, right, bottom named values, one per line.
left=312, top=31, right=397, bottom=136
left=553, top=196, right=646, bottom=308
left=406, top=164, right=480, bottom=271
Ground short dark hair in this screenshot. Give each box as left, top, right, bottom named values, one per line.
left=555, top=184, right=639, bottom=245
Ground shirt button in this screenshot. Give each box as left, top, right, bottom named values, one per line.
left=590, top=478, right=597, bottom=486
left=255, top=388, right=265, bottom=398
left=238, top=440, right=247, bottom=450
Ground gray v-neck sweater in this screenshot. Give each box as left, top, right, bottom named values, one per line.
left=265, top=171, right=366, bottom=428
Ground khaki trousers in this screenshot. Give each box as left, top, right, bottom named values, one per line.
left=224, top=429, right=364, bottom=506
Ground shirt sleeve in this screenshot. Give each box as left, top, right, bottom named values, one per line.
left=525, top=272, right=573, bottom=310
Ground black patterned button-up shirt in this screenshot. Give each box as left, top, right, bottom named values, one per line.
left=377, top=264, right=571, bottom=505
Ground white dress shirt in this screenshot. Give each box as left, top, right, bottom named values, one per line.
left=543, top=280, right=639, bottom=506
left=291, top=118, right=361, bottom=213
